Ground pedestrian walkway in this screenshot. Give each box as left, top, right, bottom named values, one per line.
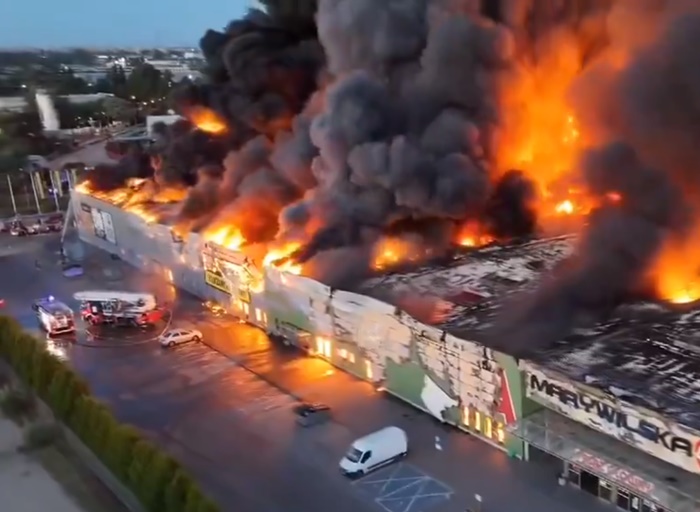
left=0, top=417, right=86, bottom=512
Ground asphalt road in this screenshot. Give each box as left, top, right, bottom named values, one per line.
left=0, top=234, right=614, bottom=512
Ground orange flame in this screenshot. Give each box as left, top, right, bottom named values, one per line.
left=263, top=242, right=303, bottom=275
left=186, top=106, right=227, bottom=134
left=456, top=222, right=494, bottom=248
left=650, top=236, right=700, bottom=304
left=203, top=225, right=245, bottom=251
left=371, top=237, right=429, bottom=271
left=496, top=32, right=588, bottom=222
left=75, top=179, right=183, bottom=223
left=124, top=204, right=159, bottom=223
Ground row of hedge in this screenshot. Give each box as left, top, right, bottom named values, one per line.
left=0, top=315, right=220, bottom=512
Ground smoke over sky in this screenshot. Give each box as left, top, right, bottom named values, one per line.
left=82, top=0, right=700, bottom=351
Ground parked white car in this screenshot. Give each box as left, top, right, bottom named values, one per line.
left=339, top=426, right=408, bottom=478
left=159, top=328, right=202, bottom=348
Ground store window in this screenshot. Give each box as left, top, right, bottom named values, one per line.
left=365, top=359, right=373, bottom=380
left=599, top=479, right=613, bottom=502
left=484, top=417, right=493, bottom=439
left=642, top=501, right=665, bottom=512
left=315, top=337, right=332, bottom=358
left=629, top=494, right=641, bottom=512
left=338, top=349, right=357, bottom=364
left=494, top=422, right=505, bottom=444
left=617, top=488, right=630, bottom=510
left=462, top=406, right=470, bottom=428
left=473, top=411, right=481, bottom=432
left=568, top=465, right=581, bottom=487
left=254, top=308, right=263, bottom=323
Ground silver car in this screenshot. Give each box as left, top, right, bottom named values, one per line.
left=159, top=328, right=203, bottom=348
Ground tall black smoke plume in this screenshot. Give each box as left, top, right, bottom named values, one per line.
left=492, top=0, right=700, bottom=356
left=174, top=0, right=547, bottom=286
left=80, top=0, right=700, bottom=341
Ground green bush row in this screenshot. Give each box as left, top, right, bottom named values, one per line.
left=0, top=315, right=220, bottom=512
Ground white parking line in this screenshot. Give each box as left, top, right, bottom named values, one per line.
left=354, top=464, right=453, bottom=512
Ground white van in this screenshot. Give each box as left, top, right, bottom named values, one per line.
left=339, top=426, right=408, bottom=478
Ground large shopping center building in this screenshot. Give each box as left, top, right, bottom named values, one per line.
left=511, top=315, right=700, bottom=512
left=69, top=190, right=700, bottom=512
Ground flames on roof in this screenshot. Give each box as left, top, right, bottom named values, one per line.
left=75, top=1, right=700, bottom=347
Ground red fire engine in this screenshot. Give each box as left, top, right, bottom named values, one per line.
left=73, top=291, right=166, bottom=328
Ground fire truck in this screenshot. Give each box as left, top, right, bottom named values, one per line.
left=73, top=291, right=166, bottom=328
left=32, top=296, right=75, bottom=335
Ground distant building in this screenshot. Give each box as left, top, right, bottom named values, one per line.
left=146, top=114, right=183, bottom=135
left=0, top=93, right=115, bottom=113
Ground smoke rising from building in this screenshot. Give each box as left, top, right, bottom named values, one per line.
left=492, top=0, right=700, bottom=355
left=80, top=0, right=700, bottom=348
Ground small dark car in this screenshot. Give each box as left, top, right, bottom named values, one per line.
left=293, top=402, right=331, bottom=427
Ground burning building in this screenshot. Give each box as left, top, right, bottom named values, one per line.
left=69, top=1, right=700, bottom=512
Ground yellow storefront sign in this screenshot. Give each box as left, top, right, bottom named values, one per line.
left=204, top=270, right=231, bottom=295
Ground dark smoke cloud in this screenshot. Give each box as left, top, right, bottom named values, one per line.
left=178, top=3, right=323, bottom=140
left=83, top=146, right=152, bottom=191
left=493, top=2, right=700, bottom=355
left=153, top=120, right=230, bottom=187
left=280, top=0, right=534, bottom=268
left=79, top=0, right=700, bottom=350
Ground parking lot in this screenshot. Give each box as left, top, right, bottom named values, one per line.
left=355, top=464, right=453, bottom=512
left=1, top=233, right=611, bottom=512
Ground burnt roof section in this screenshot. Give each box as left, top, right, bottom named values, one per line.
left=363, top=235, right=700, bottom=431
left=529, top=303, right=700, bottom=432
left=361, top=235, right=575, bottom=337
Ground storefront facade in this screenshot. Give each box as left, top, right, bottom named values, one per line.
left=72, top=191, right=538, bottom=460
left=201, top=241, right=267, bottom=328
left=509, top=363, right=700, bottom=512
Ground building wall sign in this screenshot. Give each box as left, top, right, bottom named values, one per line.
left=204, top=270, right=231, bottom=295
left=525, top=367, right=700, bottom=475
left=570, top=449, right=656, bottom=497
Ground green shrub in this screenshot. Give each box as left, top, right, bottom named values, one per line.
left=0, top=387, right=36, bottom=422
left=30, top=349, right=61, bottom=398
left=46, top=365, right=72, bottom=417
left=14, top=334, right=41, bottom=382
left=164, top=470, right=191, bottom=512
left=91, top=407, right=117, bottom=455
left=104, top=424, right=141, bottom=482
left=82, top=399, right=111, bottom=450
left=140, top=452, right=179, bottom=511
left=0, top=317, right=26, bottom=363
left=184, top=485, right=204, bottom=512
left=68, top=394, right=91, bottom=435
left=22, top=421, right=62, bottom=450
left=57, top=372, right=89, bottom=420
left=0, top=371, right=10, bottom=389
left=197, top=499, right=220, bottom=512
left=127, top=440, right=156, bottom=497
